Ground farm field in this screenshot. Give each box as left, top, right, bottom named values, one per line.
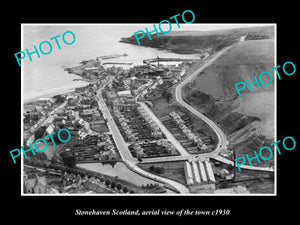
left=182, top=34, right=275, bottom=168
left=183, top=39, right=275, bottom=139
left=185, top=39, right=274, bottom=98
left=237, top=91, right=274, bottom=139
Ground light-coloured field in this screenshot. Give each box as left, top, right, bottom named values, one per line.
left=191, top=40, right=275, bottom=98
left=237, top=91, right=274, bottom=138
left=216, top=39, right=274, bottom=65
left=186, top=39, right=275, bottom=138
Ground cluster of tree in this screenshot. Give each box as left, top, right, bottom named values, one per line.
left=39, top=126, right=71, bottom=145
left=60, top=151, right=76, bottom=168
left=103, top=179, right=132, bottom=193
left=149, top=165, right=165, bottom=174
left=25, top=158, right=138, bottom=193
left=53, top=95, right=66, bottom=104
left=161, top=89, right=172, bottom=102
left=141, top=183, right=159, bottom=189
left=137, top=155, right=143, bottom=162
left=34, top=126, right=46, bottom=139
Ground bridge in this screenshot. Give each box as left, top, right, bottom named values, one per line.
left=139, top=154, right=274, bottom=173
left=96, top=53, right=132, bottom=66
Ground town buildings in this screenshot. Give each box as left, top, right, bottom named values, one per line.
left=22, top=57, right=254, bottom=195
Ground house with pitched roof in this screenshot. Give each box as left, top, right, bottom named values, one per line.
left=24, top=176, right=47, bottom=194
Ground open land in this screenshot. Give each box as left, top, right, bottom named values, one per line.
left=120, top=26, right=274, bottom=54
left=182, top=38, right=275, bottom=168
left=23, top=25, right=275, bottom=194
left=138, top=161, right=187, bottom=186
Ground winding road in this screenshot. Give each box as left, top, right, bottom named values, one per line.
left=140, top=41, right=273, bottom=173
left=93, top=41, right=273, bottom=194
left=175, top=46, right=232, bottom=156
left=173, top=43, right=274, bottom=172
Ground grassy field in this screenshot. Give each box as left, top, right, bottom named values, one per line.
left=184, top=39, right=274, bottom=134
left=120, top=26, right=274, bottom=54
left=163, top=26, right=274, bottom=38
left=186, top=40, right=274, bottom=98
left=237, top=92, right=274, bottom=138
left=138, top=161, right=186, bottom=186
left=183, top=37, right=275, bottom=169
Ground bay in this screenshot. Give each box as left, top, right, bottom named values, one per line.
left=23, top=24, right=200, bottom=103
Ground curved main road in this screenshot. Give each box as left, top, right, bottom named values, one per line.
left=175, top=46, right=233, bottom=156
left=174, top=44, right=274, bottom=173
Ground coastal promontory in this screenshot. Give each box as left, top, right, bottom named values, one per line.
left=119, top=26, right=273, bottom=54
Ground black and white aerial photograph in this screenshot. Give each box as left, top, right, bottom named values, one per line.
left=4, top=1, right=299, bottom=223
left=21, top=24, right=275, bottom=195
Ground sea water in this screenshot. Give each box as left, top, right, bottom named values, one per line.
left=23, top=24, right=200, bottom=103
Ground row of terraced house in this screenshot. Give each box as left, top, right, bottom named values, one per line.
left=111, top=96, right=179, bottom=159
left=169, top=111, right=208, bottom=151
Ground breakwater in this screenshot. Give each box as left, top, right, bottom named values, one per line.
left=143, top=57, right=198, bottom=65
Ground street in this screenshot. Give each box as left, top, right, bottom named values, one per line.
left=96, top=81, right=189, bottom=193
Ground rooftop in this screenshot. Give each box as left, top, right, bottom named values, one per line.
left=117, top=90, right=132, bottom=97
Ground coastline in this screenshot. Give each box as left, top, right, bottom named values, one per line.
left=24, top=82, right=88, bottom=105
left=24, top=56, right=110, bottom=105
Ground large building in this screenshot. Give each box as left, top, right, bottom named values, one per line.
left=24, top=104, right=41, bottom=121
left=117, top=90, right=133, bottom=98
left=113, top=98, right=137, bottom=112
left=184, top=159, right=216, bottom=187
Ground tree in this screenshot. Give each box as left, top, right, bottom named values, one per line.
left=149, top=165, right=155, bottom=172
left=34, top=161, right=42, bottom=167
left=53, top=128, right=69, bottom=142
left=137, top=155, right=143, bottom=162
left=34, top=126, right=46, bottom=139
left=51, top=157, right=58, bottom=164
left=82, top=71, right=87, bottom=77
left=219, top=181, right=228, bottom=189
left=80, top=172, right=87, bottom=177
left=105, top=179, right=111, bottom=186
left=29, top=160, right=37, bottom=166
left=51, top=165, right=59, bottom=171
left=53, top=95, right=66, bottom=104
left=110, top=181, right=116, bottom=189
left=122, top=186, right=128, bottom=193
left=74, top=123, right=82, bottom=129
left=116, top=183, right=122, bottom=191
left=162, top=89, right=172, bottom=102
left=154, top=167, right=164, bottom=174
left=61, top=152, right=77, bottom=168
left=57, top=123, right=66, bottom=129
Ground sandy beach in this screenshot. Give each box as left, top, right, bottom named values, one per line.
left=24, top=82, right=88, bottom=104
